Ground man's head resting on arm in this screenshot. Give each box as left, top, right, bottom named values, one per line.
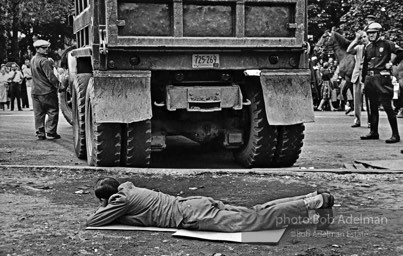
left=94, top=177, right=120, bottom=206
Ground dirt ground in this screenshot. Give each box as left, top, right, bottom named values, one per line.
left=1, top=166, right=403, bottom=256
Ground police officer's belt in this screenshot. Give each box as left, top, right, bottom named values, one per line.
left=367, top=70, right=390, bottom=76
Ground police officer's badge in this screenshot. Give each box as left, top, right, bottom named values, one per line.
left=379, top=47, right=384, bottom=53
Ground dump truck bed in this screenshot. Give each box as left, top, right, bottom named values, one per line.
left=106, top=0, right=307, bottom=48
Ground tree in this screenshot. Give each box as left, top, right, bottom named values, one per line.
left=340, top=0, right=403, bottom=45
left=308, top=0, right=351, bottom=41
left=0, top=0, right=74, bottom=63
left=0, top=0, right=8, bottom=62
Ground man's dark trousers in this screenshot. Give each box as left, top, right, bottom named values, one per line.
left=9, top=82, right=22, bottom=111
left=32, top=92, right=59, bottom=135
left=365, top=74, right=398, bottom=136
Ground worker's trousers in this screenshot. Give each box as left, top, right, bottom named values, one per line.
left=32, top=91, right=59, bottom=135
left=178, top=194, right=308, bottom=232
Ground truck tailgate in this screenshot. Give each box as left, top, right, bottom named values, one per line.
left=106, top=0, right=307, bottom=48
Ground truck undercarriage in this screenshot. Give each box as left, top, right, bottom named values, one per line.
left=63, top=0, right=314, bottom=168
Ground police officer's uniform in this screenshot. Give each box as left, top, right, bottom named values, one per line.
left=361, top=23, right=403, bottom=143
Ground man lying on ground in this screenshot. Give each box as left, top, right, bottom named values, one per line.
left=86, top=177, right=335, bottom=231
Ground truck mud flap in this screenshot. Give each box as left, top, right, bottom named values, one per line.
left=260, top=70, right=314, bottom=125
left=92, top=70, right=152, bottom=123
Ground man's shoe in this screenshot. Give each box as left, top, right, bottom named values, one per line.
left=319, top=193, right=334, bottom=209
left=351, top=123, right=360, bottom=128
left=46, top=133, right=61, bottom=139
left=316, top=208, right=334, bottom=230
left=385, top=135, right=400, bottom=144
left=360, top=133, right=379, bottom=140
left=37, top=135, right=46, bottom=140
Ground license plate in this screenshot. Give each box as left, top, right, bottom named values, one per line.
left=192, top=54, right=220, bottom=68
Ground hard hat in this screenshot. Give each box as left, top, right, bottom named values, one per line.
left=366, top=22, right=382, bottom=32
left=33, top=39, right=51, bottom=48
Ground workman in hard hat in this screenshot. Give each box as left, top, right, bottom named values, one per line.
left=31, top=39, right=61, bottom=140
left=360, top=22, right=403, bottom=143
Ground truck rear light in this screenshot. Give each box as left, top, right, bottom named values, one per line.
left=269, top=55, right=279, bottom=64
left=108, top=60, right=116, bottom=69
left=129, top=56, right=141, bottom=66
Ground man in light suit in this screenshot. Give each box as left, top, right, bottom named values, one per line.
left=346, top=31, right=370, bottom=127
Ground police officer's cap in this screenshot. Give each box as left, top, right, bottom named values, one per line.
left=366, top=22, right=382, bottom=33
left=33, top=40, right=51, bottom=48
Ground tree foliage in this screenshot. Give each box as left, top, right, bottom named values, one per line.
left=308, top=0, right=403, bottom=45
left=340, top=0, right=403, bottom=45
left=0, top=0, right=74, bottom=63
left=308, top=0, right=351, bottom=41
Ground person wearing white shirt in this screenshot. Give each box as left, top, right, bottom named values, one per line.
left=346, top=31, right=370, bottom=128
left=22, top=59, right=34, bottom=110
left=8, top=63, right=24, bottom=111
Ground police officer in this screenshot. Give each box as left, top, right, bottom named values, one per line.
left=31, top=40, right=61, bottom=140
left=360, top=23, right=403, bottom=143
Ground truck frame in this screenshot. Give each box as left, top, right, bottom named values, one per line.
left=65, top=0, right=314, bottom=167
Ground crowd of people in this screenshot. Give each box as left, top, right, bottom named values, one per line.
left=0, top=61, right=33, bottom=111
left=311, top=54, right=403, bottom=118
left=310, top=18, right=403, bottom=146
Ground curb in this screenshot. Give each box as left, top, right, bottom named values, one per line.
left=1, top=165, right=403, bottom=175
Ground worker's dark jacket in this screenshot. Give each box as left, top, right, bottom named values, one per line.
left=30, top=53, right=59, bottom=95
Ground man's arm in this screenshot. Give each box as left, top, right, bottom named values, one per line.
left=86, top=194, right=130, bottom=227
left=41, top=59, right=60, bottom=89
left=390, top=42, right=403, bottom=65
left=18, top=71, right=24, bottom=84
left=347, top=32, right=362, bottom=55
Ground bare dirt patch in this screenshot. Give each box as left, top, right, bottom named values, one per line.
left=1, top=167, right=402, bottom=256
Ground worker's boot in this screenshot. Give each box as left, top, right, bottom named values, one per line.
left=36, top=128, right=46, bottom=140
left=304, top=193, right=334, bottom=229
left=385, top=116, right=400, bottom=143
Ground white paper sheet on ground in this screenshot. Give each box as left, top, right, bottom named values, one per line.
left=173, top=229, right=286, bottom=244
left=86, top=225, right=178, bottom=232
left=86, top=225, right=286, bottom=244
